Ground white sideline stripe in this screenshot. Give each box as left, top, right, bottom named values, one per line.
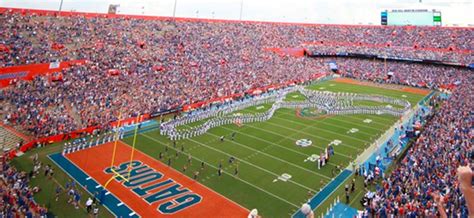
left=349, top=190, right=364, bottom=206
left=47, top=155, right=137, bottom=218
left=141, top=134, right=299, bottom=208
left=129, top=212, right=136, bottom=216
left=86, top=177, right=91, bottom=180
left=197, top=130, right=331, bottom=182
left=292, top=169, right=353, bottom=217
left=117, top=202, right=124, bottom=206
left=95, top=185, right=101, bottom=188
left=105, top=192, right=111, bottom=195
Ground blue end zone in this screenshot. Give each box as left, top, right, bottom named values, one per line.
left=293, top=169, right=352, bottom=218
left=325, top=203, right=358, bottom=218
left=48, top=153, right=139, bottom=218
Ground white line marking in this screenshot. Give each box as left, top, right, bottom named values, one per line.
left=48, top=156, right=138, bottom=218
left=117, top=202, right=124, bottom=206
left=219, top=125, right=328, bottom=159
left=195, top=130, right=330, bottom=182
left=273, top=112, right=373, bottom=140
left=239, top=124, right=353, bottom=159
left=142, top=134, right=299, bottom=208
left=268, top=115, right=368, bottom=148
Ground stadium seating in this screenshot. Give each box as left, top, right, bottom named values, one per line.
left=0, top=9, right=472, bottom=216
left=1, top=10, right=472, bottom=139
left=0, top=126, right=23, bottom=150
left=304, top=42, right=472, bottom=65
left=1, top=155, right=47, bottom=217
left=358, top=78, right=472, bottom=217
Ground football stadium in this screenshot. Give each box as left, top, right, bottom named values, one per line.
left=0, top=0, right=472, bottom=217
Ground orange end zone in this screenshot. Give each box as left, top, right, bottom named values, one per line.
left=66, top=141, right=249, bottom=217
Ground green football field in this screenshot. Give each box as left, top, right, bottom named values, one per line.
left=119, top=79, right=426, bottom=217
left=10, top=78, right=428, bottom=217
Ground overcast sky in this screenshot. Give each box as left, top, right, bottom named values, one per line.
left=1, top=0, right=472, bottom=26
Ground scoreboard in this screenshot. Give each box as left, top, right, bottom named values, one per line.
left=381, top=9, right=442, bottom=26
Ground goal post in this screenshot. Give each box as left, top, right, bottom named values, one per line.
left=104, top=112, right=142, bottom=188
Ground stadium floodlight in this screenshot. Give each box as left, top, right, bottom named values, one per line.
left=239, top=0, right=244, bottom=20
left=173, top=0, right=178, bottom=18
left=58, top=0, right=64, bottom=14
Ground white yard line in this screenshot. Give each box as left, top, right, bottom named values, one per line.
left=218, top=124, right=346, bottom=165
left=349, top=189, right=364, bottom=206
left=276, top=109, right=387, bottom=132
left=141, top=133, right=300, bottom=208
left=273, top=113, right=375, bottom=139
left=254, top=118, right=364, bottom=151
left=279, top=109, right=393, bottom=131
left=196, top=129, right=331, bottom=181
left=219, top=126, right=319, bottom=157
left=235, top=124, right=354, bottom=160
left=331, top=114, right=396, bottom=126
left=269, top=116, right=373, bottom=146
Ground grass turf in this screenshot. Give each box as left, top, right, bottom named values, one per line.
left=11, top=79, right=427, bottom=217
left=10, top=145, right=114, bottom=217
left=119, top=80, right=426, bottom=217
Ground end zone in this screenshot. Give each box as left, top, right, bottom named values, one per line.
left=51, top=141, right=249, bottom=217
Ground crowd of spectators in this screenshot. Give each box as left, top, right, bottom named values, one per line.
left=305, top=42, right=473, bottom=65
left=336, top=58, right=471, bottom=89
left=359, top=78, right=473, bottom=217
left=0, top=155, right=47, bottom=217
left=0, top=10, right=472, bottom=67
left=0, top=8, right=473, bottom=217
left=0, top=10, right=472, bottom=138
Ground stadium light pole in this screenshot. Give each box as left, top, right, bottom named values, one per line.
left=58, top=0, right=64, bottom=14
left=239, top=0, right=243, bottom=20
left=173, top=0, right=177, bottom=18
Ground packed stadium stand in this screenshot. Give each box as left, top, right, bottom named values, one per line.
left=0, top=6, right=472, bottom=218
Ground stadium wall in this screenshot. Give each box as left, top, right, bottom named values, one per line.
left=7, top=114, right=150, bottom=158
left=0, top=60, right=86, bottom=87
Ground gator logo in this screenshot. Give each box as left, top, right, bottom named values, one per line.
left=299, top=108, right=326, bottom=117
left=104, top=161, right=202, bottom=214
left=296, top=139, right=312, bottom=147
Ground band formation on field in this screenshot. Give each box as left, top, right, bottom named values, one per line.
left=160, top=86, right=411, bottom=140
